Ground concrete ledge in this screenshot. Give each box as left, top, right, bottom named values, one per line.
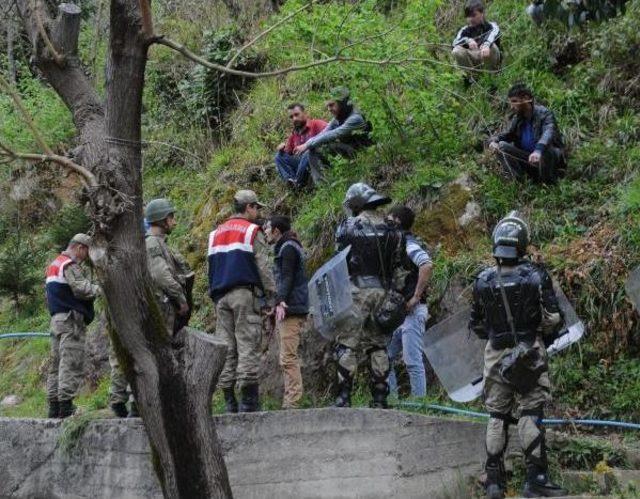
left=0, top=408, right=487, bottom=498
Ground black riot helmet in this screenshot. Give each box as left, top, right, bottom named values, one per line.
left=492, top=211, right=530, bottom=262
left=343, top=182, right=391, bottom=216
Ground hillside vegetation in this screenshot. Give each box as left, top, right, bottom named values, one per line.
left=0, top=0, right=639, bottom=424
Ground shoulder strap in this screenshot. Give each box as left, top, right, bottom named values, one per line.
left=366, top=220, right=391, bottom=290
left=496, top=265, right=517, bottom=341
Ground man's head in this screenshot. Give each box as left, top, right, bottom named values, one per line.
left=326, top=86, right=351, bottom=118
left=67, top=233, right=92, bottom=262
left=343, top=182, right=391, bottom=216
left=233, top=189, right=266, bottom=221
left=287, top=103, right=308, bottom=129
left=265, top=215, right=291, bottom=244
left=507, top=83, right=535, bottom=116
left=145, top=198, right=177, bottom=234
left=464, top=0, right=486, bottom=26
left=387, top=205, right=416, bottom=231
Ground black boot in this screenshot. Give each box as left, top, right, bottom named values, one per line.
left=484, top=456, right=506, bottom=499
left=522, top=465, right=567, bottom=497
left=58, top=399, right=76, bottom=419
left=48, top=399, right=60, bottom=419
left=370, top=380, right=389, bottom=409
left=239, top=384, right=260, bottom=413
left=128, top=401, right=140, bottom=418
left=111, top=402, right=128, bottom=418
left=223, top=387, right=238, bottom=413
left=333, top=363, right=352, bottom=407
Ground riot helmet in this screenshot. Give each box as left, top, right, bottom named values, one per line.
left=492, top=210, right=529, bottom=261
left=343, top=182, right=391, bottom=216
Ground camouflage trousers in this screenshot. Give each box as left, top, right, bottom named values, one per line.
left=46, top=311, right=87, bottom=402
left=217, top=288, right=262, bottom=389
left=334, top=285, right=389, bottom=384
left=483, top=338, right=551, bottom=463
left=108, top=338, right=129, bottom=405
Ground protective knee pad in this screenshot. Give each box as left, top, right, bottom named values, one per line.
left=486, top=415, right=509, bottom=457
left=519, top=406, right=547, bottom=469
left=334, top=344, right=356, bottom=381
left=366, top=346, right=390, bottom=380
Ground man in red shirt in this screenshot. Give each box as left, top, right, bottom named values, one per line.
left=275, top=103, right=327, bottom=188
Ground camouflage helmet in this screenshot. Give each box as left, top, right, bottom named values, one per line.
left=492, top=210, right=530, bottom=261
left=70, top=233, right=92, bottom=248
left=145, top=198, right=175, bottom=223
left=343, top=182, right=391, bottom=215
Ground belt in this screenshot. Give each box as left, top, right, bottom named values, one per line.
left=352, top=275, right=383, bottom=289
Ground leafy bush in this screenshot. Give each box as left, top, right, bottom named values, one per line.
left=46, top=204, right=91, bottom=252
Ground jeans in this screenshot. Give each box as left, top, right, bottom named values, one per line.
left=497, top=141, right=564, bottom=184
left=387, top=304, right=428, bottom=397
left=275, top=151, right=310, bottom=186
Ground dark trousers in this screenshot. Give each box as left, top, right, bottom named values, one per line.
left=497, top=141, right=564, bottom=183
left=308, top=143, right=358, bottom=185
left=275, top=151, right=311, bottom=186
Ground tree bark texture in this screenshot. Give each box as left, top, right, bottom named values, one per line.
left=15, top=1, right=233, bottom=497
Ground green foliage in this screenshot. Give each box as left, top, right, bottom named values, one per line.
left=555, top=436, right=628, bottom=469
left=45, top=203, right=91, bottom=252
left=0, top=234, right=40, bottom=307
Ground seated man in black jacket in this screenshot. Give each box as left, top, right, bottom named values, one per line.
left=488, top=83, right=566, bottom=184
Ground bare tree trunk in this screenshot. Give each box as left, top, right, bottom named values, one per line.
left=15, top=1, right=234, bottom=497
left=7, top=18, right=17, bottom=84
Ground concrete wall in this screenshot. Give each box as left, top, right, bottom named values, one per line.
left=0, top=408, right=487, bottom=499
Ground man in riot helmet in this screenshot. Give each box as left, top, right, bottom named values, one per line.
left=469, top=212, right=567, bottom=498
left=332, top=183, right=405, bottom=408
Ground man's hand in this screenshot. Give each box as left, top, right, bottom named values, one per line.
left=489, top=141, right=500, bottom=153
left=276, top=302, right=288, bottom=322
left=263, top=306, right=275, bottom=317
left=293, top=143, right=309, bottom=155
left=480, top=45, right=491, bottom=59
left=277, top=142, right=286, bottom=152
left=406, top=296, right=420, bottom=311
left=528, top=151, right=542, bottom=164
left=177, top=303, right=189, bottom=316
left=468, top=39, right=479, bottom=50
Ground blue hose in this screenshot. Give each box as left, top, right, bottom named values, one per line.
left=0, top=332, right=50, bottom=340
left=398, top=401, right=640, bottom=431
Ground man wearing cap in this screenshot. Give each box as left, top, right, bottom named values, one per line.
left=332, top=183, right=405, bottom=409
left=208, top=190, right=277, bottom=413
left=145, top=198, right=194, bottom=336
left=293, top=87, right=373, bottom=185
left=45, top=233, right=100, bottom=418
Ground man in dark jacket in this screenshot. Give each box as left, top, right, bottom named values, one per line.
left=293, top=87, right=373, bottom=185
left=452, top=0, right=501, bottom=82
left=265, top=215, right=309, bottom=409
left=489, top=83, right=566, bottom=183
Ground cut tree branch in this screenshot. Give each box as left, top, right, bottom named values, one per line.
left=34, top=1, right=65, bottom=65
left=225, top=0, right=317, bottom=69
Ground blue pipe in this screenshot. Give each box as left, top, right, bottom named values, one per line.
left=398, top=401, right=640, bottom=431
left=0, top=332, right=50, bottom=340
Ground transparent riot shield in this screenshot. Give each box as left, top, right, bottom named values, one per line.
left=424, top=281, right=585, bottom=403
left=308, top=246, right=353, bottom=340
left=625, top=266, right=640, bottom=312
left=423, top=307, right=486, bottom=403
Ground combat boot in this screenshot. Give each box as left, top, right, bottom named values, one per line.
left=370, top=380, right=389, bottom=409
left=58, top=399, right=76, bottom=419
left=111, top=402, right=128, bottom=418
left=484, top=459, right=505, bottom=499
left=47, top=399, right=60, bottom=419
left=128, top=401, right=140, bottom=418
left=522, top=465, right=567, bottom=497
left=333, top=378, right=352, bottom=407
left=239, top=384, right=260, bottom=412
left=223, top=387, right=238, bottom=413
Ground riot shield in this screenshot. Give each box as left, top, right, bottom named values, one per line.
left=625, top=266, right=640, bottom=312
left=423, top=307, right=486, bottom=403
left=424, top=281, right=585, bottom=403
left=308, top=246, right=353, bottom=340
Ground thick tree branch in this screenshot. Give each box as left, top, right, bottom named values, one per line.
left=34, top=1, right=65, bottom=66
left=225, top=0, right=317, bottom=69
left=138, top=0, right=154, bottom=39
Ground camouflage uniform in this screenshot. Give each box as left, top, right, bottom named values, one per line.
left=108, top=335, right=129, bottom=405
left=217, top=229, right=276, bottom=389
left=145, top=232, right=191, bottom=335
left=46, top=256, right=99, bottom=402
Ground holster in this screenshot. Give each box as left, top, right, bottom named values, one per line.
left=499, top=342, right=547, bottom=395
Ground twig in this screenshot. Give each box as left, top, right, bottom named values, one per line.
left=0, top=72, right=54, bottom=155
left=0, top=140, right=98, bottom=187
left=153, top=35, right=502, bottom=79
left=226, top=0, right=318, bottom=69
left=33, top=0, right=64, bottom=66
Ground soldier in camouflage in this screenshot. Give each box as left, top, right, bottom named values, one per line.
left=333, top=183, right=405, bottom=409
left=45, top=233, right=100, bottom=419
